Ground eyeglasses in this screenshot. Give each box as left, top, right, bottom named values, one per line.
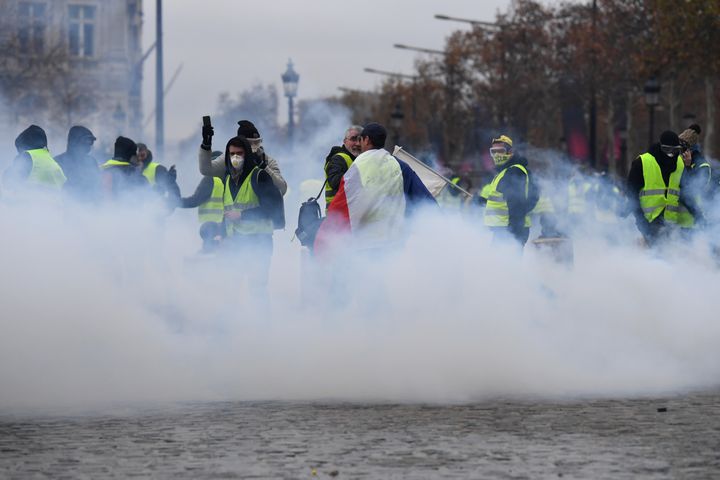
left=660, top=145, right=683, bottom=156
left=345, top=135, right=361, bottom=142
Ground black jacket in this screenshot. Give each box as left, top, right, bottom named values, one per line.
left=627, top=144, right=702, bottom=239
left=324, top=145, right=355, bottom=205
left=493, top=155, right=539, bottom=245
left=55, top=126, right=101, bottom=201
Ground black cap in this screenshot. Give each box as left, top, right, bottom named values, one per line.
left=659, top=130, right=680, bottom=146
left=237, top=120, right=260, bottom=139
left=114, top=136, right=137, bottom=161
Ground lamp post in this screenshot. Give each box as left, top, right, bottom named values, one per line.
left=643, top=76, right=660, bottom=146
left=113, top=103, right=126, bottom=134
left=281, top=59, right=299, bottom=144
left=390, top=102, right=404, bottom=146
left=155, top=0, right=164, bottom=159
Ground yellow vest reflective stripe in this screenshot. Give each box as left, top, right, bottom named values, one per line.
left=223, top=168, right=273, bottom=235
left=639, top=153, right=683, bottom=224
left=325, top=152, right=353, bottom=206
left=100, top=159, right=131, bottom=169
left=484, top=164, right=531, bottom=227
left=198, top=177, right=225, bottom=224
left=142, top=162, right=160, bottom=185
left=568, top=181, right=592, bottom=214
left=26, top=148, right=66, bottom=189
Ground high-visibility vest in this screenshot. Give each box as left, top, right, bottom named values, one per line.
left=198, top=177, right=225, bottom=224
left=479, top=183, right=492, bottom=200
left=26, top=148, right=66, bottom=189
left=325, top=151, right=353, bottom=207
left=223, top=168, right=273, bottom=236
left=142, top=162, right=160, bottom=185
left=568, top=180, right=592, bottom=214
left=531, top=194, right=554, bottom=215
left=677, top=161, right=711, bottom=228
left=100, top=159, right=131, bottom=169
left=639, top=153, right=683, bottom=224
left=484, top=164, right=531, bottom=227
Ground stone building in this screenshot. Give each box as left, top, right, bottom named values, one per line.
left=0, top=0, right=144, bottom=146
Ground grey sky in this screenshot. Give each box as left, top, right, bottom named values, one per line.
left=142, top=1, right=516, bottom=144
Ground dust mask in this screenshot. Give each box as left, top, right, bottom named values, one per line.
left=230, top=154, right=244, bottom=169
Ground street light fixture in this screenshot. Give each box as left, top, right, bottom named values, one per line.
left=643, top=76, right=661, bottom=147
left=364, top=67, right=418, bottom=80
left=393, top=43, right=445, bottom=56
left=434, top=14, right=499, bottom=29
left=390, top=102, right=404, bottom=145
left=281, top=58, right=299, bottom=143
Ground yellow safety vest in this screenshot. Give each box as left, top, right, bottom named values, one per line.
left=531, top=194, right=554, bottom=215
left=223, top=168, right=273, bottom=236
left=484, top=164, right=531, bottom=227
left=325, top=151, right=353, bottom=207
left=639, top=153, right=683, bottom=224
left=568, top=180, right=592, bottom=214
left=142, top=162, right=160, bottom=185
left=198, top=177, right=225, bottom=224
left=100, top=159, right=131, bottom=169
left=26, top=148, right=66, bottom=189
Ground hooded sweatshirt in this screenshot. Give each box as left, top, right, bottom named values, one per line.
left=4, top=125, right=56, bottom=186
left=55, top=126, right=101, bottom=201
left=491, top=154, right=539, bottom=245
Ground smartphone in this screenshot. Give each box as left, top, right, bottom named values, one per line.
left=202, top=115, right=211, bottom=127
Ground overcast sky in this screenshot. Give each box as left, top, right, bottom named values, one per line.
left=141, top=1, right=524, bottom=143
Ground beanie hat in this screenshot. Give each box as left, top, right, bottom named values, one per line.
left=15, top=124, right=48, bottom=152
left=679, top=124, right=702, bottom=146
left=659, top=130, right=679, bottom=146
left=237, top=120, right=260, bottom=139
left=114, top=136, right=137, bottom=161
left=492, top=134, right=513, bottom=148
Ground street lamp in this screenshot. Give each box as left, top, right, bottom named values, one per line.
left=113, top=104, right=126, bottom=133
left=643, top=76, right=660, bottom=146
left=390, top=102, right=404, bottom=146
left=281, top=58, right=299, bottom=143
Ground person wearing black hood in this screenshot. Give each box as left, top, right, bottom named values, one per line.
left=323, top=125, right=362, bottom=209
left=483, top=134, right=539, bottom=247
left=627, top=130, right=703, bottom=245
left=99, top=136, right=148, bottom=199
left=219, top=135, right=284, bottom=288
left=4, top=125, right=66, bottom=191
left=199, top=119, right=287, bottom=195
left=55, top=126, right=100, bottom=201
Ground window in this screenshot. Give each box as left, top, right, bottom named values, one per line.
left=68, top=4, right=96, bottom=58
left=18, top=2, right=47, bottom=55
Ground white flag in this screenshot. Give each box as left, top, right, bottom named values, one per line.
left=392, top=146, right=471, bottom=199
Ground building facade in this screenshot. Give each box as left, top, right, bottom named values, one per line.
left=0, top=0, right=143, bottom=145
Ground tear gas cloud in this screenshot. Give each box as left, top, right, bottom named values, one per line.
left=1, top=110, right=719, bottom=412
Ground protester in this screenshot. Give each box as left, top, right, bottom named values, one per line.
left=55, top=126, right=100, bottom=201
left=324, top=125, right=362, bottom=209
left=3, top=125, right=66, bottom=191
left=677, top=124, right=711, bottom=228
left=483, top=134, right=539, bottom=246
left=314, top=122, right=436, bottom=255
left=99, top=136, right=148, bottom=199
left=179, top=151, right=225, bottom=252
left=626, top=130, right=702, bottom=245
left=199, top=119, right=287, bottom=195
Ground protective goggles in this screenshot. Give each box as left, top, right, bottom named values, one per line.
left=489, top=146, right=509, bottom=156
left=660, top=144, right=683, bottom=157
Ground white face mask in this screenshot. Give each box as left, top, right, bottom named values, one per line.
left=249, top=139, right=262, bottom=153
left=230, top=154, right=244, bottom=169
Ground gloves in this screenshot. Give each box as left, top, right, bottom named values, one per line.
left=201, top=125, right=214, bottom=148
left=255, top=152, right=267, bottom=170
left=167, top=165, right=177, bottom=184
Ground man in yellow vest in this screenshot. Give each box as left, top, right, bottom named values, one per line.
left=324, top=125, right=362, bottom=210
left=627, top=130, right=702, bottom=246
left=483, top=134, right=539, bottom=246
left=178, top=151, right=225, bottom=252
left=3, top=125, right=66, bottom=191
left=100, top=136, right=148, bottom=199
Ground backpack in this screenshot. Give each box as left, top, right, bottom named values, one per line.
left=294, top=181, right=326, bottom=248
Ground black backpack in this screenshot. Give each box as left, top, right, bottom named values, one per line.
left=294, top=181, right=326, bottom=248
